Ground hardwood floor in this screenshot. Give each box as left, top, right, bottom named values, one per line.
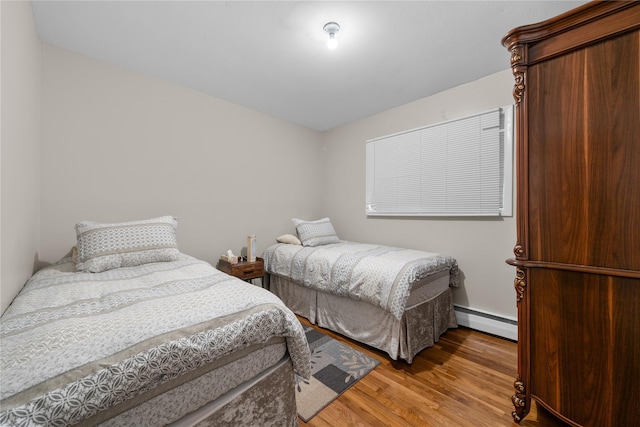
left=297, top=318, right=569, bottom=427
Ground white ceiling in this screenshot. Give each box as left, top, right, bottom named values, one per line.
left=31, top=1, right=589, bottom=131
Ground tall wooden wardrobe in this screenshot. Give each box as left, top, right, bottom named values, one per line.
left=502, top=2, right=640, bottom=426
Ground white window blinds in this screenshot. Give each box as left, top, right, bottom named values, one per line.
left=366, top=106, right=513, bottom=217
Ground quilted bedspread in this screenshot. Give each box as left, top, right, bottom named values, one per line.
left=0, top=254, right=310, bottom=426
left=264, top=241, right=459, bottom=320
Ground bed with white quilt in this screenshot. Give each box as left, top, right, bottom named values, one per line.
left=0, top=217, right=310, bottom=427
left=264, top=218, right=459, bottom=364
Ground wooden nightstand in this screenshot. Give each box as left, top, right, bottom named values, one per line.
left=217, top=257, right=264, bottom=286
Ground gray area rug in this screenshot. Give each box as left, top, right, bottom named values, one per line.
left=296, top=326, right=380, bottom=422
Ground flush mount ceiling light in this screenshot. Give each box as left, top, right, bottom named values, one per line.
left=323, top=21, right=340, bottom=50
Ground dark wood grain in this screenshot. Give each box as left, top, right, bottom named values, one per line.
left=528, top=31, right=640, bottom=270
left=529, top=270, right=640, bottom=426
left=503, top=2, right=640, bottom=425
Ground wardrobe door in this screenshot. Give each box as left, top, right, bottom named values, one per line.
left=527, top=31, right=640, bottom=270
left=529, top=270, right=640, bottom=426
left=525, top=29, right=640, bottom=427
left=504, top=3, right=640, bottom=425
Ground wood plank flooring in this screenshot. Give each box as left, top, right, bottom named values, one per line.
left=297, top=318, right=569, bottom=427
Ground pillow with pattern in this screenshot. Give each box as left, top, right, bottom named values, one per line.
left=291, top=217, right=340, bottom=247
left=75, top=216, right=180, bottom=273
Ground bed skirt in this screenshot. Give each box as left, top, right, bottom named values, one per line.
left=170, top=357, right=297, bottom=427
left=267, top=274, right=457, bottom=363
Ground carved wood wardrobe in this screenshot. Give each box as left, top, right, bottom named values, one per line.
left=502, top=2, right=640, bottom=426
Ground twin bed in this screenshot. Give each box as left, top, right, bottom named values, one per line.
left=0, top=216, right=459, bottom=425
left=265, top=218, right=460, bottom=364
left=0, top=217, right=310, bottom=426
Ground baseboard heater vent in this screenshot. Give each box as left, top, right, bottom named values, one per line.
left=454, top=305, right=517, bottom=341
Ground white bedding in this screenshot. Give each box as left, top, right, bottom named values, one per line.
left=264, top=241, right=459, bottom=320
left=0, top=254, right=310, bottom=426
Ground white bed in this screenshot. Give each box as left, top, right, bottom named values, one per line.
left=0, top=217, right=310, bottom=426
left=264, top=236, right=459, bottom=363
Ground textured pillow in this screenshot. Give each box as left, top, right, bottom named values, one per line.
left=291, top=217, right=340, bottom=247
left=277, top=233, right=302, bottom=245
left=75, top=216, right=180, bottom=273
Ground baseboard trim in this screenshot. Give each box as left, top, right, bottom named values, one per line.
left=454, top=305, right=517, bottom=341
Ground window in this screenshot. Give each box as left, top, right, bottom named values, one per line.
left=366, top=106, right=513, bottom=217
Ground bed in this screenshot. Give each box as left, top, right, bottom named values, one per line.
left=0, top=217, right=310, bottom=426
left=264, top=218, right=459, bottom=364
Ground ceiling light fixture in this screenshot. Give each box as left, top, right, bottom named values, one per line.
left=323, top=22, right=340, bottom=50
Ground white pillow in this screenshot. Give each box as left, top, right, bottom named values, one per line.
left=277, top=234, right=302, bottom=245
left=75, top=216, right=180, bottom=273
left=291, top=217, right=340, bottom=247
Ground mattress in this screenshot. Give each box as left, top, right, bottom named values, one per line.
left=405, top=269, right=450, bottom=307
left=264, top=241, right=459, bottom=319
left=0, top=254, right=310, bottom=426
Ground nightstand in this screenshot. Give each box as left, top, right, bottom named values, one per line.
left=217, top=257, right=264, bottom=286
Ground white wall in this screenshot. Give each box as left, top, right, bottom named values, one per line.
left=0, top=1, right=42, bottom=314
left=40, top=44, right=324, bottom=265
left=2, top=9, right=519, bottom=324
left=321, top=69, right=518, bottom=320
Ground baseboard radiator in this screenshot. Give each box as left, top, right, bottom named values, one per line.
left=454, top=305, right=517, bottom=341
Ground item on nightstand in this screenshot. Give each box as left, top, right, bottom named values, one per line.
left=220, top=249, right=238, bottom=264
left=247, top=235, right=257, bottom=262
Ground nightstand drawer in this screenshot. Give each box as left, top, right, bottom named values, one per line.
left=217, top=257, right=264, bottom=281
left=235, top=265, right=263, bottom=279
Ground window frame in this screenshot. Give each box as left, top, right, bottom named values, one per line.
left=366, top=105, right=513, bottom=217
